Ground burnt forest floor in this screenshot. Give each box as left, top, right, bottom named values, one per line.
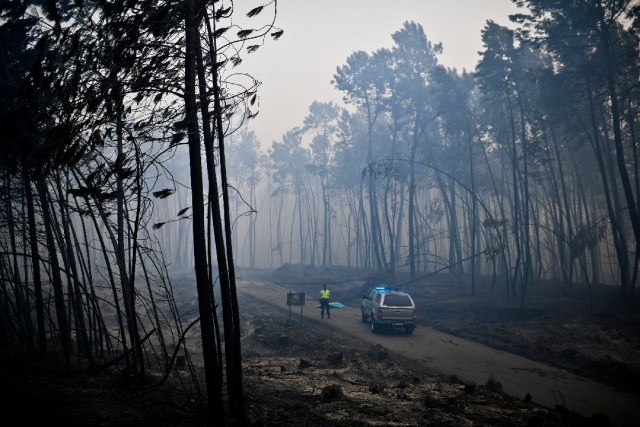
left=267, top=265, right=640, bottom=398
left=1, top=266, right=637, bottom=426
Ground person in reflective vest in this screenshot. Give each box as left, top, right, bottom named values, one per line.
left=320, top=284, right=331, bottom=319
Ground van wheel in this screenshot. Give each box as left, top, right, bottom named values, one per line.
left=371, top=319, right=379, bottom=334
left=361, top=310, right=368, bottom=323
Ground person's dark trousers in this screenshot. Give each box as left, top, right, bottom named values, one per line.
left=320, top=299, right=330, bottom=319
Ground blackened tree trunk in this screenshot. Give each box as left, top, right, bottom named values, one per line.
left=36, top=178, right=72, bottom=372
left=22, top=170, right=46, bottom=356
left=207, top=16, right=247, bottom=420
left=55, top=174, right=94, bottom=370
left=601, top=19, right=640, bottom=298
left=4, top=170, right=31, bottom=345
left=183, top=0, right=225, bottom=419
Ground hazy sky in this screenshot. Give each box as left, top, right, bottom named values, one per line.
left=239, top=0, right=521, bottom=145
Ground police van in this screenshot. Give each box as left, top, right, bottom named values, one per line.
left=361, top=286, right=416, bottom=334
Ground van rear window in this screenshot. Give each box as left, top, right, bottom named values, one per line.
left=383, top=294, right=413, bottom=307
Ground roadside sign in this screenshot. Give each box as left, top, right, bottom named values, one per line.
left=287, top=291, right=305, bottom=323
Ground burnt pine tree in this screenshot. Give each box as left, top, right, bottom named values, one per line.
left=512, top=0, right=640, bottom=296
left=184, top=0, right=283, bottom=422
left=388, top=21, right=441, bottom=279
left=334, top=49, right=392, bottom=273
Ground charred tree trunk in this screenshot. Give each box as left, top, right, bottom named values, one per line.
left=36, top=178, right=72, bottom=372
left=183, top=0, right=225, bottom=419
left=23, top=169, right=46, bottom=356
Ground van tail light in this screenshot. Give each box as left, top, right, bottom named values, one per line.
left=413, top=310, right=417, bottom=320
left=376, top=309, right=383, bottom=320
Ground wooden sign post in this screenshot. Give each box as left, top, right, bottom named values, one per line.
left=286, top=291, right=305, bottom=323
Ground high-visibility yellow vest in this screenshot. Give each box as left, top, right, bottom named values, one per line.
left=320, top=289, right=330, bottom=300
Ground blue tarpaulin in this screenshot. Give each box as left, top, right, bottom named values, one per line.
left=315, top=302, right=345, bottom=308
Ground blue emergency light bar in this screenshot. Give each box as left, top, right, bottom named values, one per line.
left=375, top=286, right=400, bottom=292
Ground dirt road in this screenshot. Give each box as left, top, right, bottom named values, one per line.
left=237, top=281, right=640, bottom=427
